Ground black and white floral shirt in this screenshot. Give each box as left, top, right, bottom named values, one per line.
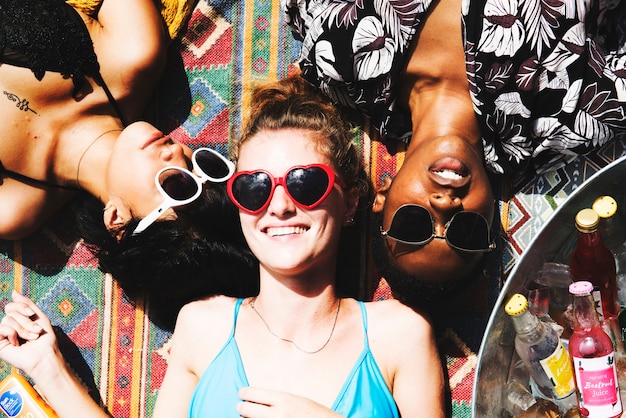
left=284, top=0, right=626, bottom=175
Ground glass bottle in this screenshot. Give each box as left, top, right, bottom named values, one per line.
left=593, top=196, right=626, bottom=303
left=589, top=197, right=626, bottom=390
left=569, top=280, right=622, bottom=418
left=505, top=294, right=576, bottom=400
left=593, top=196, right=626, bottom=256
left=569, top=208, right=619, bottom=321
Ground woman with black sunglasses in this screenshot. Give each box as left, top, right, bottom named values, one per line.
left=0, top=76, right=444, bottom=417
left=284, top=0, right=626, bottom=304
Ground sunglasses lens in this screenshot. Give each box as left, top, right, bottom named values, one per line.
left=231, top=172, right=272, bottom=212
left=446, top=212, right=490, bottom=251
left=286, top=166, right=330, bottom=207
left=158, top=168, right=199, bottom=201
left=195, top=149, right=231, bottom=180
left=388, top=205, right=434, bottom=243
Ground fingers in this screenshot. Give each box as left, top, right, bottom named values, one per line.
left=237, top=399, right=270, bottom=418
left=0, top=310, right=43, bottom=346
left=237, top=387, right=274, bottom=418
left=9, top=290, right=53, bottom=332
left=238, top=387, right=276, bottom=405
left=0, top=291, right=48, bottom=346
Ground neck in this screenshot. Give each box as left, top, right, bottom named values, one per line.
left=249, top=284, right=342, bottom=354
left=405, top=87, right=482, bottom=151
left=74, top=128, right=121, bottom=200
left=257, top=266, right=338, bottom=310
left=259, top=263, right=337, bottom=294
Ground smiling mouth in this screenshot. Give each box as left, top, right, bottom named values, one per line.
left=429, top=158, right=470, bottom=187
left=266, top=226, right=308, bottom=237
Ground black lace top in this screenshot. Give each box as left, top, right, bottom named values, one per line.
left=0, top=0, right=99, bottom=92
left=0, top=0, right=126, bottom=124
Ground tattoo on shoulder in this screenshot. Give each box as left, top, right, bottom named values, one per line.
left=3, top=91, right=38, bottom=114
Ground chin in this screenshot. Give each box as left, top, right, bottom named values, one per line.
left=371, top=217, right=483, bottom=311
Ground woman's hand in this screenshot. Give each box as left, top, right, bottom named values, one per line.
left=0, top=291, right=110, bottom=417
left=0, top=291, right=59, bottom=378
left=237, top=387, right=344, bottom=418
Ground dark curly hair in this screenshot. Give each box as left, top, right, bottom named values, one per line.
left=76, top=183, right=259, bottom=330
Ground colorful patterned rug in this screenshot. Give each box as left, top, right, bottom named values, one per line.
left=2, top=1, right=626, bottom=417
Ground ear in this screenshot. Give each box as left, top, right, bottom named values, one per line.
left=372, top=177, right=392, bottom=213
left=342, top=187, right=360, bottom=226
left=103, top=198, right=132, bottom=242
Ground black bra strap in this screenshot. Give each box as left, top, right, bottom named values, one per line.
left=0, top=161, right=78, bottom=190
left=93, top=73, right=129, bottom=128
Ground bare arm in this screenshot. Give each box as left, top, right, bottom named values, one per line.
left=368, top=301, right=445, bottom=417
left=390, top=306, right=445, bottom=417
left=83, top=0, right=169, bottom=119
left=95, top=0, right=169, bottom=60
left=0, top=175, right=79, bottom=240
left=0, top=292, right=109, bottom=418
left=153, top=302, right=216, bottom=417
left=152, top=336, right=199, bottom=417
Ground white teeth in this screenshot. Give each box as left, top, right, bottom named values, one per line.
left=267, top=226, right=307, bottom=237
left=434, top=169, right=463, bottom=179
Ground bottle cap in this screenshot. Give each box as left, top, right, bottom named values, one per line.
left=569, top=280, right=594, bottom=295
left=504, top=293, right=528, bottom=316
left=575, top=208, right=599, bottom=232
left=592, top=195, right=618, bottom=218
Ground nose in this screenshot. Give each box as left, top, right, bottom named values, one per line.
left=429, top=191, right=462, bottom=212
left=429, top=192, right=462, bottom=235
left=267, top=184, right=296, bottom=216
left=161, top=141, right=189, bottom=166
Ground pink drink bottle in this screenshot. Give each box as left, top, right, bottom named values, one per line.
left=569, top=280, right=622, bottom=417
left=570, top=208, right=619, bottom=321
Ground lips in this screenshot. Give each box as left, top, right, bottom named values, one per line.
left=428, top=157, right=470, bottom=187
left=141, top=131, right=167, bottom=149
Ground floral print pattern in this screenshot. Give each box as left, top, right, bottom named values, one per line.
left=283, top=0, right=626, bottom=175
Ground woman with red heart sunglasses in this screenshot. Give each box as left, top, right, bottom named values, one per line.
left=0, top=76, right=444, bottom=418
left=152, top=76, right=445, bottom=417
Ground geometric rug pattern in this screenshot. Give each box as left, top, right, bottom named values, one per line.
left=2, top=1, right=626, bottom=417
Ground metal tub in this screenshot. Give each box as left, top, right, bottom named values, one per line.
left=473, top=155, right=626, bottom=417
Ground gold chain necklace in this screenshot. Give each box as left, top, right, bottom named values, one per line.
left=249, top=298, right=341, bottom=355
left=76, top=128, right=123, bottom=189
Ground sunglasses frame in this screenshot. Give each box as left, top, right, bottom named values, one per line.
left=132, top=148, right=235, bottom=235
left=380, top=204, right=495, bottom=253
left=227, top=163, right=345, bottom=215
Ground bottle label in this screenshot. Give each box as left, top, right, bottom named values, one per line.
left=0, top=389, right=23, bottom=417
left=538, top=340, right=576, bottom=397
left=573, top=353, right=622, bottom=416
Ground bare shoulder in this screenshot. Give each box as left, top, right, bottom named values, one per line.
left=364, top=299, right=434, bottom=341
left=168, top=296, right=241, bottom=372
left=174, top=296, right=240, bottom=339
left=87, top=0, right=168, bottom=67
left=178, top=295, right=239, bottom=319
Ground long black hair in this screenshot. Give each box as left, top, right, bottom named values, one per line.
left=76, top=183, right=259, bottom=330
